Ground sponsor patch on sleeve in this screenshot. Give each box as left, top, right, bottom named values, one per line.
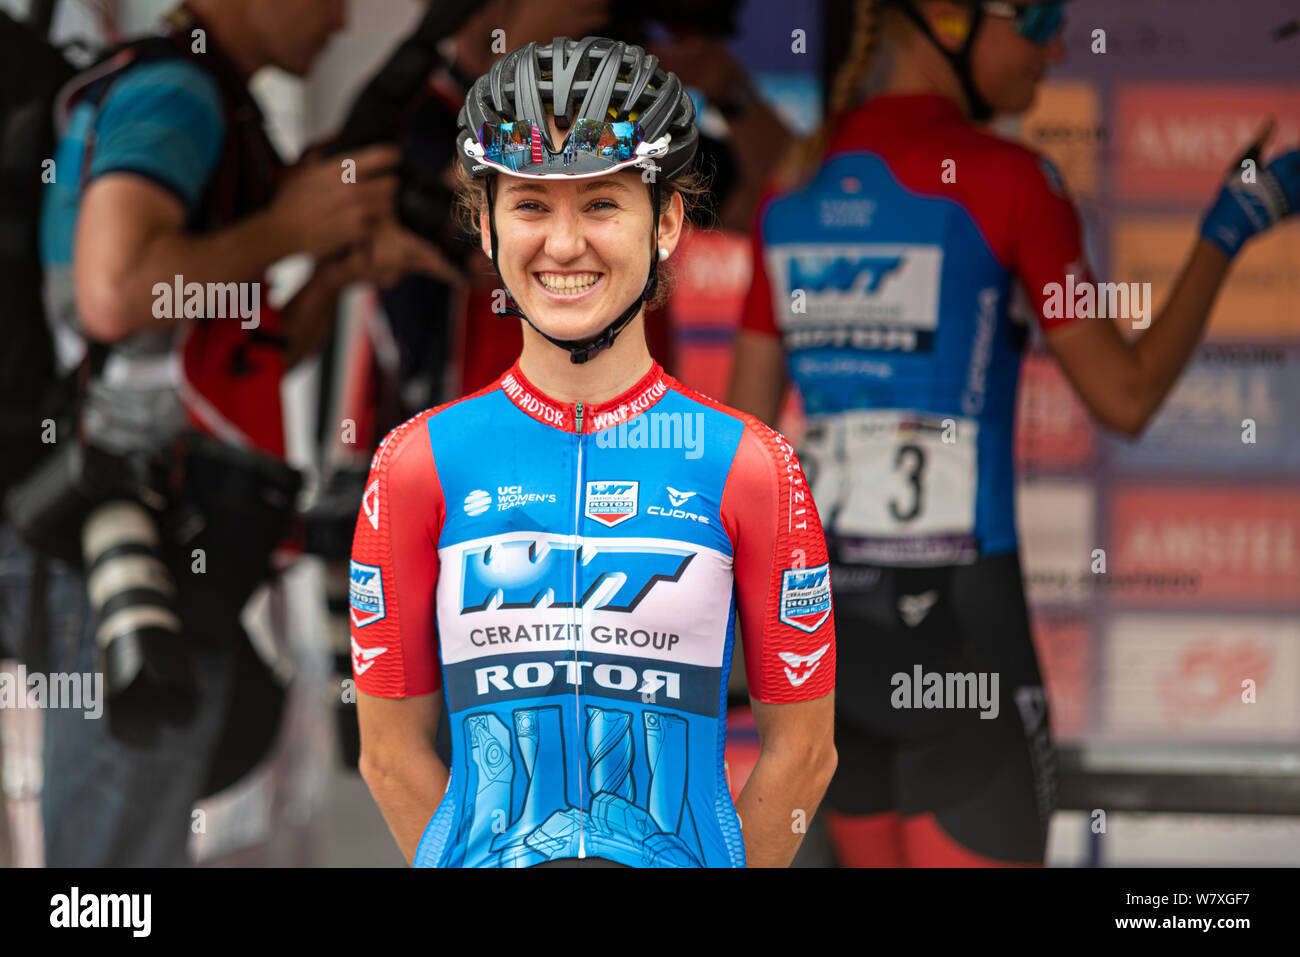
left=778, top=563, right=832, bottom=633
left=349, top=560, right=386, bottom=628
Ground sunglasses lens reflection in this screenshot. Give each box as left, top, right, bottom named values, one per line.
left=476, top=118, right=644, bottom=174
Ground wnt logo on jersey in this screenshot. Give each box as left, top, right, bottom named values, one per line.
left=349, top=560, right=386, bottom=628
left=788, top=254, right=904, bottom=294
left=586, top=481, right=639, bottom=527
left=460, top=539, right=694, bottom=613
left=778, top=564, right=832, bottom=633
left=771, top=243, right=942, bottom=329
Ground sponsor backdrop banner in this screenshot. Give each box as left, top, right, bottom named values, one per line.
left=668, top=0, right=1300, bottom=748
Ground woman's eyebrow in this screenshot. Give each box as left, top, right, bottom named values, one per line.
left=578, top=180, right=630, bottom=193
left=501, top=180, right=631, bottom=196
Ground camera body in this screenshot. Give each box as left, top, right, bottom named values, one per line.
left=5, top=435, right=197, bottom=738
left=328, top=0, right=479, bottom=266
left=5, top=425, right=302, bottom=743
left=6, top=435, right=171, bottom=568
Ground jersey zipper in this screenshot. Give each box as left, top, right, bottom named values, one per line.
left=571, top=400, right=586, bottom=858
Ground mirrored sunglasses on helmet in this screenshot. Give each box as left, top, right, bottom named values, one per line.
left=982, top=0, right=1066, bottom=46
left=463, top=116, right=671, bottom=179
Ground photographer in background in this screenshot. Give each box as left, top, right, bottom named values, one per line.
left=2, top=0, right=435, bottom=866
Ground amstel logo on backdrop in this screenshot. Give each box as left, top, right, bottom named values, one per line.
left=1109, top=485, right=1300, bottom=604
left=1115, top=85, right=1300, bottom=201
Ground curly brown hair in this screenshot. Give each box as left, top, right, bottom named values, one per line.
left=450, top=158, right=712, bottom=310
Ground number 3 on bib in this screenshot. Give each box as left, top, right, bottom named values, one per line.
left=800, top=410, right=978, bottom=565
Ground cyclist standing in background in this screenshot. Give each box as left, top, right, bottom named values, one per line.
left=350, top=37, right=837, bottom=868
left=729, top=0, right=1300, bottom=866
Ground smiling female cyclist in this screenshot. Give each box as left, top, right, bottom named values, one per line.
left=348, top=36, right=837, bottom=868
left=729, top=0, right=1300, bottom=867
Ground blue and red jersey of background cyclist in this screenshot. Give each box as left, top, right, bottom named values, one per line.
left=349, top=360, right=835, bottom=867
left=743, top=93, right=1090, bottom=564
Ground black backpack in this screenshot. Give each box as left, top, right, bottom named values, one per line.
left=0, top=10, right=79, bottom=496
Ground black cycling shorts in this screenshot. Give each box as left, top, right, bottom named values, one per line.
left=824, top=552, right=1057, bottom=863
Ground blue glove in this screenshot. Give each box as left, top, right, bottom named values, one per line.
left=1200, top=148, right=1300, bottom=258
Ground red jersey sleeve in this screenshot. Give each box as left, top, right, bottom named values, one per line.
left=739, top=186, right=780, bottom=338
left=1011, top=153, right=1094, bottom=334
left=349, top=410, right=445, bottom=697
left=721, top=418, right=836, bottom=702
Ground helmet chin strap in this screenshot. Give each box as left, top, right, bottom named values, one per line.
left=895, top=1, right=993, bottom=123
left=485, top=178, right=662, bottom=365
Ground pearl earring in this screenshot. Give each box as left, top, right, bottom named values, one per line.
left=658, top=247, right=669, bottom=261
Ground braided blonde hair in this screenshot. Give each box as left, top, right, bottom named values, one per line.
left=778, top=0, right=883, bottom=189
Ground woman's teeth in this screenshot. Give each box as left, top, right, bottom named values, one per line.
left=537, top=272, right=601, bottom=294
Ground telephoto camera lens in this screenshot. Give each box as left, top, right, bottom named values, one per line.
left=83, top=500, right=198, bottom=740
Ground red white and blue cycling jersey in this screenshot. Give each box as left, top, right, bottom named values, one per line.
left=744, top=94, right=1089, bottom=565
left=349, top=359, right=835, bottom=867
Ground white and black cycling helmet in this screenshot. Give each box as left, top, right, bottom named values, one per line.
left=456, top=36, right=699, bottom=363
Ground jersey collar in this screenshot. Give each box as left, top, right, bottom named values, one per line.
left=499, top=359, right=670, bottom=434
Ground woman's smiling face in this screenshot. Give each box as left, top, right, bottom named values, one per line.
left=491, top=171, right=652, bottom=339
left=482, top=168, right=668, bottom=343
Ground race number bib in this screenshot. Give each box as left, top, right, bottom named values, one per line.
left=800, top=410, right=979, bottom=565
